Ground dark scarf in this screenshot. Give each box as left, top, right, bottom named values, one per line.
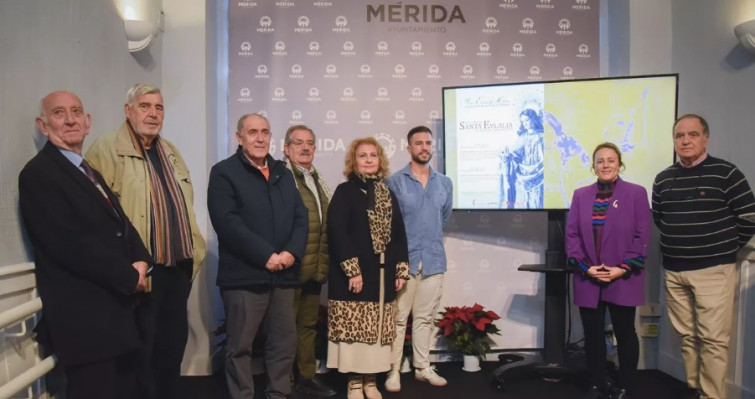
left=350, top=171, right=392, bottom=256
left=126, top=121, right=193, bottom=265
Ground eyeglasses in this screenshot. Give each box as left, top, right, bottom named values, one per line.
left=290, top=139, right=315, bottom=148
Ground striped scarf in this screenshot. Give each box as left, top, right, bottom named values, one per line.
left=126, top=122, right=194, bottom=266
left=591, top=180, right=615, bottom=263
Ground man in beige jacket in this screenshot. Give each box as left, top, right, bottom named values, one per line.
left=86, top=83, right=206, bottom=399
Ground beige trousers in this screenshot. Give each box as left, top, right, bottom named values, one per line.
left=390, top=272, right=444, bottom=370
left=664, top=263, right=737, bottom=399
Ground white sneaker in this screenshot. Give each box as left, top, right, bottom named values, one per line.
left=384, top=370, right=401, bottom=392
left=363, top=374, right=382, bottom=399
left=415, top=366, right=447, bottom=386
left=316, top=359, right=330, bottom=374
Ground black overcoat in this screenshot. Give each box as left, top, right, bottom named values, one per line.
left=19, top=142, right=151, bottom=366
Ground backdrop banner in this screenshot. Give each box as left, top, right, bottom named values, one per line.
left=228, top=0, right=598, bottom=353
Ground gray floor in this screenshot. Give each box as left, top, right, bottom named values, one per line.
left=179, top=361, right=687, bottom=399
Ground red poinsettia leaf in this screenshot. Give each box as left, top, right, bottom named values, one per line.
left=444, top=324, right=455, bottom=336
left=473, top=317, right=492, bottom=331
left=458, top=314, right=469, bottom=323
left=485, top=310, right=501, bottom=320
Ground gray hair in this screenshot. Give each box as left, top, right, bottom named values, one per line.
left=673, top=113, right=710, bottom=137
left=38, top=98, right=47, bottom=121
left=284, top=125, right=316, bottom=145
left=126, top=83, right=161, bottom=107
left=236, top=113, right=270, bottom=133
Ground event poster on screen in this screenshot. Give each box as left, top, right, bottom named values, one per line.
left=443, top=75, right=678, bottom=210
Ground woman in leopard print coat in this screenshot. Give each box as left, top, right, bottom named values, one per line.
left=326, top=137, right=409, bottom=399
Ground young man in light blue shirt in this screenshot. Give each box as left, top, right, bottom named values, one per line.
left=385, top=126, right=453, bottom=391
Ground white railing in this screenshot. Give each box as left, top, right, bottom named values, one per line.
left=0, top=262, right=55, bottom=399
left=0, top=298, right=42, bottom=332
left=0, top=357, right=55, bottom=399
left=0, top=263, right=35, bottom=278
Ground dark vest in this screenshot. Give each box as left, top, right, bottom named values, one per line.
left=292, top=166, right=330, bottom=283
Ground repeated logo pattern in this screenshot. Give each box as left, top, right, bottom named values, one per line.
left=230, top=4, right=596, bottom=331
left=230, top=2, right=598, bottom=179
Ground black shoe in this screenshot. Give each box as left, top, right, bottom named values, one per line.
left=583, top=385, right=607, bottom=399
left=680, top=387, right=700, bottom=399
left=609, top=388, right=629, bottom=399
left=295, top=376, right=337, bottom=397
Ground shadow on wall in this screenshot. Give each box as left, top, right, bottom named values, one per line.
left=131, top=49, right=157, bottom=70
left=444, top=211, right=548, bottom=254
left=200, top=233, right=225, bottom=363
left=17, top=121, right=36, bottom=259
left=724, top=43, right=755, bottom=70
left=507, top=293, right=546, bottom=328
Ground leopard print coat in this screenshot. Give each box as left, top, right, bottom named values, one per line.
left=327, top=176, right=410, bottom=344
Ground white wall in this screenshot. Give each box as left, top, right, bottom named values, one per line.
left=619, top=0, right=755, bottom=397
left=159, top=0, right=222, bottom=376
left=0, top=0, right=163, bottom=391
left=628, top=0, right=672, bottom=372
left=4, top=0, right=755, bottom=389
left=0, top=0, right=162, bottom=267
left=0, top=0, right=222, bottom=379
left=732, top=252, right=755, bottom=399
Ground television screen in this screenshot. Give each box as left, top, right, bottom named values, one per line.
left=442, top=74, right=678, bottom=210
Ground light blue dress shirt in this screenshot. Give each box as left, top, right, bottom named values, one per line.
left=387, top=163, right=453, bottom=276
left=58, top=147, right=87, bottom=174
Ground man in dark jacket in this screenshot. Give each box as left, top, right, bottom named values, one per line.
left=208, top=113, right=308, bottom=399
left=19, top=91, right=151, bottom=399
left=283, top=125, right=336, bottom=397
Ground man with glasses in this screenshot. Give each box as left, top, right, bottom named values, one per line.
left=283, top=125, right=336, bottom=397
left=652, top=114, right=755, bottom=399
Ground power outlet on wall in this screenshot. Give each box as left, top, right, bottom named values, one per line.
left=640, top=322, right=659, bottom=337
left=638, top=302, right=662, bottom=317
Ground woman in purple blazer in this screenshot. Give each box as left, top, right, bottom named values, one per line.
left=566, top=142, right=651, bottom=399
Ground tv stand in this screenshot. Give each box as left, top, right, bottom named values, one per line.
left=492, top=210, right=575, bottom=389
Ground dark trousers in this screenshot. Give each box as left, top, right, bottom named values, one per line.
left=136, top=262, right=193, bottom=399
left=579, top=301, right=639, bottom=392
left=64, top=350, right=139, bottom=399
left=294, top=280, right=323, bottom=380
left=222, top=287, right=297, bottom=399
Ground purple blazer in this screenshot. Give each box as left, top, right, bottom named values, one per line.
left=566, top=178, right=651, bottom=308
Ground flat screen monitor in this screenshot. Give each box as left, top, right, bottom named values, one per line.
left=442, top=74, right=678, bottom=210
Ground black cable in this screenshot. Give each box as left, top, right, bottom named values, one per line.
left=556, top=216, right=574, bottom=348
left=565, top=271, right=572, bottom=348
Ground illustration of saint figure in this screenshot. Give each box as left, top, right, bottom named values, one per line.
left=499, top=108, right=544, bottom=208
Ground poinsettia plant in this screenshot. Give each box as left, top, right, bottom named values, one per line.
left=435, top=303, right=501, bottom=359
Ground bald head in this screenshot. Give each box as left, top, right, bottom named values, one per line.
left=36, top=91, right=91, bottom=154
